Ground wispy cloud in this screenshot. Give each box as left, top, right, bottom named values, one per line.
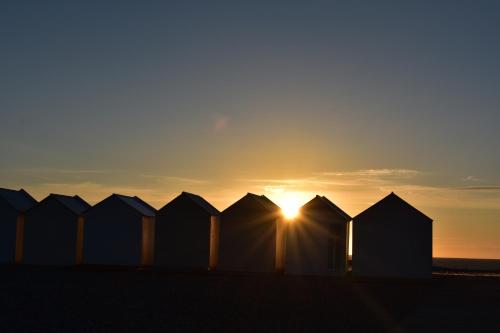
left=164, top=176, right=211, bottom=185
left=240, top=169, right=423, bottom=191
left=0, top=168, right=119, bottom=175
left=461, top=176, right=484, bottom=183
left=238, top=169, right=500, bottom=212
left=139, top=174, right=211, bottom=185
left=316, top=169, right=421, bottom=178
left=452, top=186, right=500, bottom=191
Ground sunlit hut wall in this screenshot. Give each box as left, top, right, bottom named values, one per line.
left=155, top=192, right=220, bottom=270
left=219, top=193, right=284, bottom=273
left=24, top=194, right=90, bottom=265
left=83, top=194, right=156, bottom=266
left=0, top=188, right=37, bottom=264
left=352, top=192, right=433, bottom=278
left=286, top=195, right=351, bottom=276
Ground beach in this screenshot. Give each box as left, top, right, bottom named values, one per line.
left=0, top=265, right=498, bottom=332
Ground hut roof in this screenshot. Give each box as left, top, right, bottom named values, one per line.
left=48, top=194, right=90, bottom=215
left=224, top=193, right=280, bottom=213
left=303, top=195, right=351, bottom=221
left=114, top=194, right=156, bottom=217
left=256, top=194, right=281, bottom=212
left=181, top=192, right=220, bottom=215
left=353, top=192, right=432, bottom=223
left=0, top=188, right=37, bottom=212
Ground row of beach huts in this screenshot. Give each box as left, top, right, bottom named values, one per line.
left=0, top=188, right=433, bottom=278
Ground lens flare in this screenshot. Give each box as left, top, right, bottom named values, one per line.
left=278, top=196, right=302, bottom=220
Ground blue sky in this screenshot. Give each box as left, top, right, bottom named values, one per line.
left=1, top=1, right=500, bottom=258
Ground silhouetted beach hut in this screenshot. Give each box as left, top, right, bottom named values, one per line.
left=352, top=192, right=433, bottom=278
left=24, top=194, right=90, bottom=265
left=0, top=188, right=37, bottom=263
left=219, top=193, right=285, bottom=273
left=83, top=194, right=156, bottom=266
left=155, top=192, right=220, bottom=270
left=286, top=195, right=351, bottom=276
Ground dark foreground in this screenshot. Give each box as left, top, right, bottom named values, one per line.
left=0, top=266, right=499, bottom=332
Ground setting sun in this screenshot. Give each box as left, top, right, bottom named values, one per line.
left=270, top=192, right=309, bottom=220
left=280, top=198, right=301, bottom=219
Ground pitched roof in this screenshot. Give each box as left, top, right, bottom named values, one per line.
left=303, top=195, right=351, bottom=221
left=182, top=192, right=219, bottom=215
left=132, top=196, right=157, bottom=214
left=256, top=194, right=281, bottom=212
left=49, top=194, right=90, bottom=215
left=114, top=194, right=156, bottom=217
left=238, top=193, right=280, bottom=212
left=353, top=192, right=433, bottom=223
left=0, top=188, right=37, bottom=212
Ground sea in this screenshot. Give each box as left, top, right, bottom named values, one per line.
left=433, top=257, right=500, bottom=276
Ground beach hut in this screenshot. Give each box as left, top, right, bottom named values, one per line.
left=83, top=194, right=156, bottom=266
left=24, top=194, right=90, bottom=265
left=0, top=188, right=37, bottom=263
left=155, top=192, right=220, bottom=270
left=286, top=195, right=351, bottom=276
left=219, top=193, right=285, bottom=273
left=352, top=192, right=433, bottom=278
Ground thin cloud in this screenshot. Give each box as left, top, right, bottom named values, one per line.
left=164, top=176, right=211, bottom=185
left=0, top=168, right=119, bottom=175
left=453, top=186, right=500, bottom=191
left=461, top=176, right=484, bottom=183
left=238, top=169, right=423, bottom=190
left=239, top=177, right=355, bottom=186
left=238, top=169, right=500, bottom=211
left=316, top=169, right=421, bottom=177
left=139, top=174, right=211, bottom=185
left=37, top=181, right=157, bottom=196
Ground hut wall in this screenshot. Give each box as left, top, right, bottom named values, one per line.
left=0, top=200, right=18, bottom=263
left=24, top=200, right=78, bottom=265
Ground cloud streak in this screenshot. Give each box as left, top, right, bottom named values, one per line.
left=139, top=174, right=211, bottom=185
left=452, top=186, right=500, bottom=191
left=0, top=168, right=120, bottom=175
left=316, top=169, right=422, bottom=178
left=238, top=169, right=500, bottom=212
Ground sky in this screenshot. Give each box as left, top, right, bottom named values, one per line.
left=1, top=1, right=499, bottom=259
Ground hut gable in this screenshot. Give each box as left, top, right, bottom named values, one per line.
left=353, top=192, right=432, bottom=224
left=85, top=194, right=156, bottom=220
left=159, top=192, right=219, bottom=216
left=0, top=188, right=37, bottom=212
left=182, top=192, right=220, bottom=216
left=114, top=194, right=156, bottom=217
left=223, top=193, right=280, bottom=217
left=43, top=194, right=91, bottom=216
left=301, top=195, right=351, bottom=222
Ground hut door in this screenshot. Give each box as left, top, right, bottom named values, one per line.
left=209, top=215, right=220, bottom=270
left=275, top=218, right=286, bottom=272
left=15, top=214, right=25, bottom=264
left=140, top=216, right=155, bottom=266
left=327, top=224, right=336, bottom=271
